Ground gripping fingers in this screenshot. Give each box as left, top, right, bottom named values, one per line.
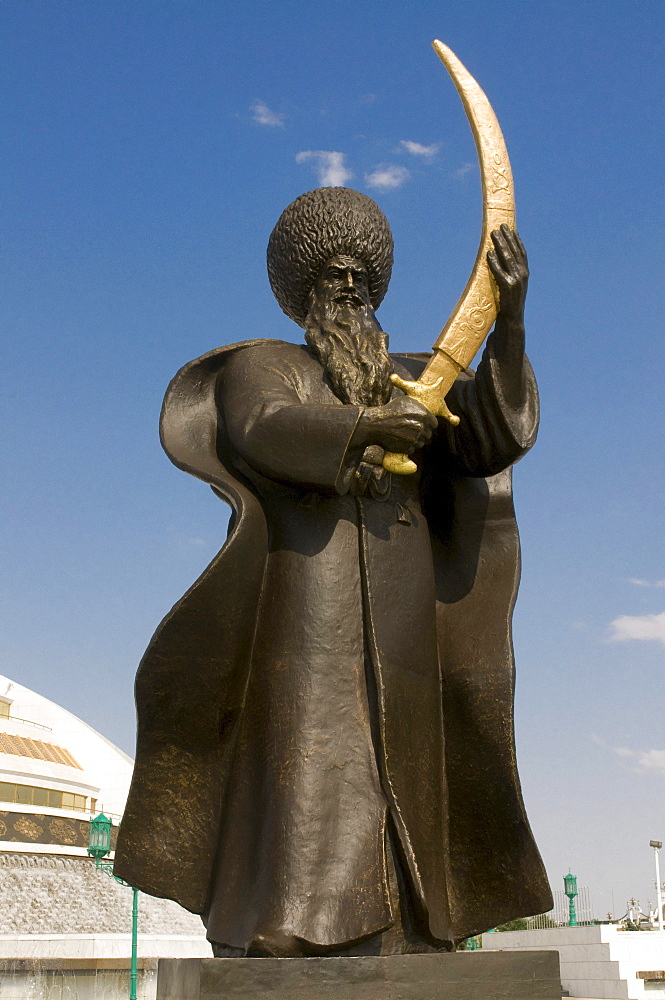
left=501, top=226, right=528, bottom=280
left=405, top=415, right=435, bottom=448
left=491, top=227, right=516, bottom=273
left=492, top=225, right=528, bottom=280
left=415, top=423, right=434, bottom=447
left=487, top=248, right=503, bottom=280
left=501, top=224, right=522, bottom=259
left=513, top=230, right=528, bottom=265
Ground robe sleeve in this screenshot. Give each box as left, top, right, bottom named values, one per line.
left=216, top=345, right=365, bottom=494
left=438, top=329, right=539, bottom=478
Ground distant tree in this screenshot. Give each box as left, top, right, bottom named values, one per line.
left=495, top=917, right=529, bottom=932
left=457, top=935, right=482, bottom=950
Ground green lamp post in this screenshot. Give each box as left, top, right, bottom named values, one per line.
left=88, top=812, right=113, bottom=861
left=87, top=812, right=139, bottom=1000
left=564, top=871, right=579, bottom=927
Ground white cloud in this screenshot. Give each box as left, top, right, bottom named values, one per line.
left=628, top=577, right=665, bottom=588
left=609, top=610, right=665, bottom=645
left=250, top=99, right=285, bottom=127
left=399, top=139, right=439, bottom=158
left=296, top=150, right=352, bottom=187
left=594, top=737, right=665, bottom=777
left=365, top=164, right=410, bottom=190
left=614, top=747, right=665, bottom=776
left=454, top=162, right=475, bottom=180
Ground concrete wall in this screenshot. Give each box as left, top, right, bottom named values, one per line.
left=0, top=854, right=207, bottom=935
left=0, top=853, right=212, bottom=999
left=0, top=965, right=157, bottom=1000
left=0, top=937, right=212, bottom=999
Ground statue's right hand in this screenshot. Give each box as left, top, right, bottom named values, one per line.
left=357, top=397, right=438, bottom=454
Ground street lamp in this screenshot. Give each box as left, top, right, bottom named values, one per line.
left=87, top=812, right=139, bottom=1000
left=88, top=811, right=113, bottom=861
left=650, top=841, right=664, bottom=932
left=564, top=872, right=579, bottom=927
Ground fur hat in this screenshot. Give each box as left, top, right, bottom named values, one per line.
left=267, top=187, right=394, bottom=326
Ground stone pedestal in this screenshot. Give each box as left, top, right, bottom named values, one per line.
left=157, top=951, right=562, bottom=1000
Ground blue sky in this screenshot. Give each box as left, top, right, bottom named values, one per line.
left=2, top=1, right=664, bottom=919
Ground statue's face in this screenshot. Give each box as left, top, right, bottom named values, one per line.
left=314, top=256, right=371, bottom=311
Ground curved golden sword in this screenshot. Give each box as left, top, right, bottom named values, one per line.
left=382, top=40, right=515, bottom=475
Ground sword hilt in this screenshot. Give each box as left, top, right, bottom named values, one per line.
left=382, top=373, right=459, bottom=476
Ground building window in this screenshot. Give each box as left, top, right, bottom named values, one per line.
left=15, top=784, right=33, bottom=805
left=0, top=701, right=10, bottom=719
left=32, top=786, right=49, bottom=807
left=0, top=781, right=88, bottom=812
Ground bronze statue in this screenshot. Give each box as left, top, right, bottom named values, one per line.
left=115, top=44, right=552, bottom=958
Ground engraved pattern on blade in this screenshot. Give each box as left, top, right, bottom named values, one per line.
left=457, top=291, right=494, bottom=340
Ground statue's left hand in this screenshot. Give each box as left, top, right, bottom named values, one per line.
left=487, top=224, right=528, bottom=324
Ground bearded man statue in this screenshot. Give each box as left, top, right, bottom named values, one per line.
left=115, top=187, right=552, bottom=956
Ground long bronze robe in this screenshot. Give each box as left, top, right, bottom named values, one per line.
left=114, top=332, right=552, bottom=948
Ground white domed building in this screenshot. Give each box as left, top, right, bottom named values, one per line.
left=0, top=675, right=210, bottom=999
left=0, top=674, right=132, bottom=849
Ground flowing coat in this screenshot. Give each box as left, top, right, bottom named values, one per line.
left=114, top=333, right=552, bottom=947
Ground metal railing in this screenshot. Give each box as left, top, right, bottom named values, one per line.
left=528, top=887, right=593, bottom=928
left=0, top=716, right=52, bottom=732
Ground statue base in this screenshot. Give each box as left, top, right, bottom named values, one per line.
left=156, top=951, right=562, bottom=999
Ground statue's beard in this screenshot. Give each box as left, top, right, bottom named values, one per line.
left=304, top=293, right=392, bottom=407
